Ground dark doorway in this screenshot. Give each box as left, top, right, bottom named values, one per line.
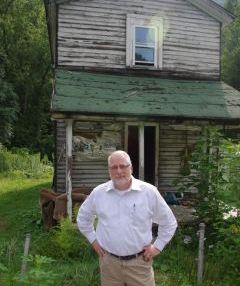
left=128, top=125, right=139, bottom=178
left=127, top=124, right=157, bottom=185
left=144, top=126, right=156, bottom=185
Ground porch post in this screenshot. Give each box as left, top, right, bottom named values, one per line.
left=65, top=119, right=73, bottom=220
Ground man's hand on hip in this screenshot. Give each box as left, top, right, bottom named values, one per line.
left=143, top=244, right=160, bottom=262
left=92, top=240, right=106, bottom=257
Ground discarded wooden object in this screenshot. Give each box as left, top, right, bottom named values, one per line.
left=39, top=188, right=89, bottom=229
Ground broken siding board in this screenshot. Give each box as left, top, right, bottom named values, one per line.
left=57, top=0, right=221, bottom=78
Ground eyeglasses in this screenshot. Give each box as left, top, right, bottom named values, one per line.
left=109, top=164, right=131, bottom=171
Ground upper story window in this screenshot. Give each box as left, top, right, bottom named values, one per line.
left=126, top=15, right=163, bottom=69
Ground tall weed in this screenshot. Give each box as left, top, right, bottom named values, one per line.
left=14, top=255, right=60, bottom=286
left=0, top=145, right=52, bottom=178
left=175, top=126, right=240, bottom=285
left=52, top=218, right=92, bottom=259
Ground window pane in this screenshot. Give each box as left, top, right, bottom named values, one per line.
left=135, top=47, right=154, bottom=62
left=135, top=27, right=155, bottom=45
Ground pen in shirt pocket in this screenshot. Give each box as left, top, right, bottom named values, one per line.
left=133, top=203, right=136, bottom=211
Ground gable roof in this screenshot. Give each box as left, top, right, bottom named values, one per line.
left=52, top=70, right=240, bottom=122
left=49, top=0, right=234, bottom=26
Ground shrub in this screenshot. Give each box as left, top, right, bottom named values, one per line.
left=14, top=255, right=60, bottom=286
left=208, top=216, right=240, bottom=285
left=0, top=145, right=52, bottom=178
left=53, top=218, right=91, bottom=259
left=175, top=126, right=240, bottom=284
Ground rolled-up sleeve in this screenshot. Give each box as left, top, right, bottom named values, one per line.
left=152, top=189, right=178, bottom=251
left=77, top=191, right=97, bottom=244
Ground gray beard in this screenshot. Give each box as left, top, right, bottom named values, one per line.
left=113, top=177, right=132, bottom=189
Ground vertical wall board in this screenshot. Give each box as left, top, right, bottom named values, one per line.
left=158, top=124, right=201, bottom=192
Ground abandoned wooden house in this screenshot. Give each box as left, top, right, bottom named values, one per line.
left=43, top=0, right=240, bottom=218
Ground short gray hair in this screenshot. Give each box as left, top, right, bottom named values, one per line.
left=108, top=150, right=132, bottom=166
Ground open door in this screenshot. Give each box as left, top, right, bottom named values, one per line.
left=125, top=123, right=159, bottom=186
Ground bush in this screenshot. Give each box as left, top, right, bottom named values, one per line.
left=208, top=216, right=240, bottom=285
left=0, top=145, right=52, bottom=178
left=175, top=126, right=240, bottom=284
left=14, top=255, right=60, bottom=286
left=53, top=218, right=91, bottom=259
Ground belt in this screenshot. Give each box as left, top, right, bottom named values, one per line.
left=109, top=250, right=144, bottom=261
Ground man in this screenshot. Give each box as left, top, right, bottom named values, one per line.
left=77, top=150, right=177, bottom=286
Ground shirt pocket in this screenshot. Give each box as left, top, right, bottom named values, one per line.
left=128, top=202, right=152, bottom=229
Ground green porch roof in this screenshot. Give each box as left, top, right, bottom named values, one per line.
left=52, top=70, right=240, bottom=121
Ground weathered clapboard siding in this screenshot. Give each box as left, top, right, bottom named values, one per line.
left=158, top=124, right=200, bottom=192
left=57, top=0, right=220, bottom=78
left=72, top=161, right=109, bottom=188
left=55, top=120, right=110, bottom=191
left=55, top=118, right=202, bottom=193
left=55, top=120, right=66, bottom=193
left=71, top=120, right=124, bottom=189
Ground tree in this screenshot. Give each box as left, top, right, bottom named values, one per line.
left=0, top=0, right=53, bottom=158
left=222, top=0, right=240, bottom=90
left=0, top=59, right=19, bottom=144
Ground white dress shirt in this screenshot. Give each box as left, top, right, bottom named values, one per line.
left=77, top=177, right=177, bottom=256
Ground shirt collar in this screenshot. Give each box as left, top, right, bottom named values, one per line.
left=105, top=176, right=142, bottom=192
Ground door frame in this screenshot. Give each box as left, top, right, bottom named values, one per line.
left=124, top=122, right=159, bottom=186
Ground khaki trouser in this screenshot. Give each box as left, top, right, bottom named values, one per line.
left=99, top=253, right=155, bottom=286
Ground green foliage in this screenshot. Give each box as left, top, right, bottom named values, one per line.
left=14, top=255, right=60, bottom=286
left=154, top=229, right=197, bottom=286
left=0, top=0, right=53, bottom=158
left=222, top=1, right=240, bottom=90
left=0, top=77, right=19, bottom=145
left=0, top=238, right=23, bottom=286
left=218, top=139, right=240, bottom=204
left=208, top=216, right=240, bottom=285
left=176, top=127, right=239, bottom=226
left=175, top=126, right=240, bottom=284
left=55, top=259, right=100, bottom=286
left=53, top=218, right=90, bottom=258
left=0, top=145, right=53, bottom=178
left=1, top=165, right=239, bottom=285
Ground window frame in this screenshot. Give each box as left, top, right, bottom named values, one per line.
left=126, top=14, right=163, bottom=69
left=134, top=25, right=157, bottom=66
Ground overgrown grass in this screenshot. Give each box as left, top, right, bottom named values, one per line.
left=0, top=145, right=52, bottom=179
left=0, top=149, right=239, bottom=285
left=0, top=177, right=51, bottom=241
left=0, top=175, right=239, bottom=286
